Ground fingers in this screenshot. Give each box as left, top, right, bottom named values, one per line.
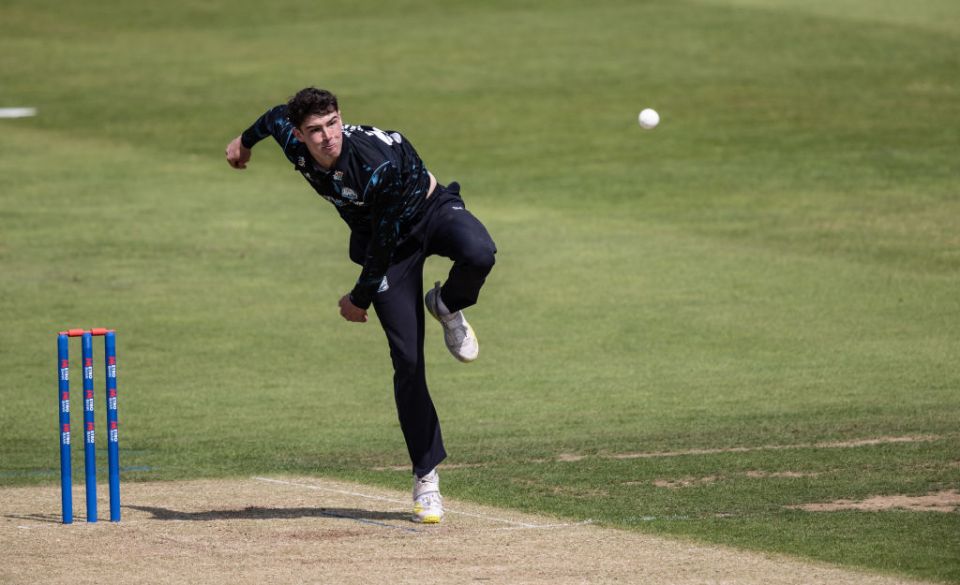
left=338, top=295, right=368, bottom=322
left=226, top=154, right=247, bottom=169
left=340, top=308, right=367, bottom=322
left=225, top=137, right=250, bottom=169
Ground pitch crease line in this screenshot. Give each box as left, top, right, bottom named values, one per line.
left=493, top=519, right=594, bottom=531
left=252, top=476, right=541, bottom=528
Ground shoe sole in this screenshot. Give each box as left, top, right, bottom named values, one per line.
left=413, top=500, right=443, bottom=524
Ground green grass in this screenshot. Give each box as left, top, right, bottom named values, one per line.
left=2, top=0, right=959, bottom=581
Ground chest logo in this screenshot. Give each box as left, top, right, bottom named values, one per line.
left=297, top=156, right=306, bottom=167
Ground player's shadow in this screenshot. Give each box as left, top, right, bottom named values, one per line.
left=126, top=505, right=411, bottom=522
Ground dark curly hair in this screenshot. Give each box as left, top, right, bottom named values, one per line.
left=286, top=87, right=339, bottom=128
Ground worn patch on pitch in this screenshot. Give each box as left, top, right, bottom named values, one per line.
left=745, top=470, right=821, bottom=479
left=788, top=490, right=960, bottom=513
left=597, top=435, right=940, bottom=461
left=652, top=476, right=721, bottom=489
left=645, top=470, right=819, bottom=489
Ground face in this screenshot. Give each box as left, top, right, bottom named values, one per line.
left=294, top=110, right=343, bottom=166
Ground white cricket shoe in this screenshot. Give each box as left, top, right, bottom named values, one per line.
left=412, top=469, right=444, bottom=524
left=424, top=281, right=479, bottom=362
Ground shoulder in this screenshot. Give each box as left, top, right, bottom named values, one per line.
left=342, top=124, right=405, bottom=170
left=344, top=124, right=406, bottom=148
left=263, top=105, right=291, bottom=129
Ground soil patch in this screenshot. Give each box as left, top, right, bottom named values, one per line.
left=789, top=490, right=960, bottom=513
left=0, top=476, right=934, bottom=585
left=648, top=471, right=818, bottom=489
left=745, top=471, right=821, bottom=479
left=653, top=476, right=720, bottom=488
left=604, top=435, right=939, bottom=461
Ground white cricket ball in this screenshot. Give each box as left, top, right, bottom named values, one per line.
left=638, top=108, right=660, bottom=130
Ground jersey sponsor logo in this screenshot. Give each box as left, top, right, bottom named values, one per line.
left=341, top=186, right=358, bottom=201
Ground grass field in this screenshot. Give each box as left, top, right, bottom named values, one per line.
left=2, top=0, right=959, bottom=581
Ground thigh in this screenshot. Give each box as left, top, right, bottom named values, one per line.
left=425, top=199, right=497, bottom=260
left=372, top=251, right=427, bottom=359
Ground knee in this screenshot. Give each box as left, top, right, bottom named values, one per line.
left=463, top=241, right=496, bottom=273
left=390, top=347, right=422, bottom=379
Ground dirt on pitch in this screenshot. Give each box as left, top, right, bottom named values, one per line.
left=0, top=477, right=932, bottom=585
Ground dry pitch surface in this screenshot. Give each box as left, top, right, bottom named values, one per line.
left=0, top=477, right=931, bottom=585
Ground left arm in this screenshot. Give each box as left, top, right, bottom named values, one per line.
left=347, top=162, right=405, bottom=311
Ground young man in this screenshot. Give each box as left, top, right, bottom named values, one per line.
left=225, top=88, right=496, bottom=523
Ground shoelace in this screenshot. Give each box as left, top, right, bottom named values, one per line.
left=445, top=318, right=468, bottom=345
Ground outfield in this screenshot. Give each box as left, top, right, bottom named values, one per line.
left=1, top=0, right=958, bottom=582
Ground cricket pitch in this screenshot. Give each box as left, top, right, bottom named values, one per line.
left=0, top=477, right=931, bottom=584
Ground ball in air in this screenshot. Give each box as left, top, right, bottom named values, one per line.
left=638, top=108, right=660, bottom=130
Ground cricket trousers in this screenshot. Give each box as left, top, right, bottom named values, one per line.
left=349, top=182, right=497, bottom=478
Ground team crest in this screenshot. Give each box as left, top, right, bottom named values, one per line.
left=334, top=171, right=344, bottom=181
left=297, top=156, right=306, bottom=167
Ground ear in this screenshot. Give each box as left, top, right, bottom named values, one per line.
left=292, top=126, right=304, bottom=142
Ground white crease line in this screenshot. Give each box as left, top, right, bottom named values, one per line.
left=252, top=476, right=542, bottom=528
left=493, top=519, right=594, bottom=531
left=254, top=476, right=408, bottom=505
left=438, top=506, right=539, bottom=528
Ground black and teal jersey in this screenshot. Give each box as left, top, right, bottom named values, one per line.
left=240, top=105, right=434, bottom=309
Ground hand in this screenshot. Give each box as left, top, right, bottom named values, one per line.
left=338, top=294, right=368, bottom=323
left=225, top=136, right=252, bottom=169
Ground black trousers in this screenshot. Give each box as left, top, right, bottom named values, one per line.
left=349, top=183, right=496, bottom=477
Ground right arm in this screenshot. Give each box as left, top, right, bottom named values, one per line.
left=225, top=105, right=293, bottom=169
